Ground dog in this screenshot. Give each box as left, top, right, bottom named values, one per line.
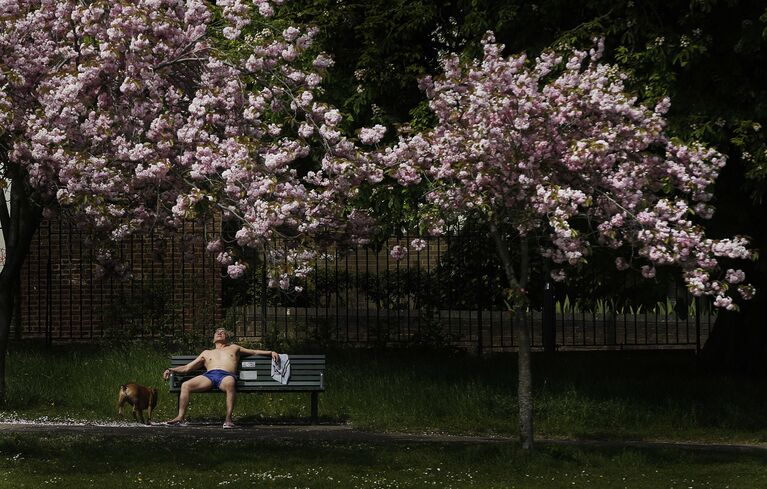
left=117, top=383, right=158, bottom=425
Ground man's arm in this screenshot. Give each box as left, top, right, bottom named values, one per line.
left=238, top=346, right=279, bottom=363
left=163, top=353, right=206, bottom=380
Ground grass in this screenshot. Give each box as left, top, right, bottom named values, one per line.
left=555, top=296, right=711, bottom=317
left=0, top=433, right=766, bottom=489
left=3, top=341, right=767, bottom=444
left=2, top=341, right=766, bottom=487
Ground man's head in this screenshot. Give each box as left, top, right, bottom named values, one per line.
left=213, top=328, right=234, bottom=345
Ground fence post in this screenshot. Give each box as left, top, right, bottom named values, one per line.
left=261, top=250, right=267, bottom=339
left=45, top=255, right=52, bottom=347
left=477, top=307, right=483, bottom=356
left=12, top=269, right=21, bottom=340
left=542, top=278, right=556, bottom=353
left=695, top=296, right=701, bottom=355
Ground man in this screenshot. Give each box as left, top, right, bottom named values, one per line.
left=163, top=328, right=279, bottom=428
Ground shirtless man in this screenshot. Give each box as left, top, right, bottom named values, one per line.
left=163, top=328, right=279, bottom=428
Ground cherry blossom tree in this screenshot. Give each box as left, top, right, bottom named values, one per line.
left=0, top=0, right=379, bottom=400
left=375, top=33, right=756, bottom=449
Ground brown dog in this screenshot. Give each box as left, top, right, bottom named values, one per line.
left=117, top=383, right=158, bottom=425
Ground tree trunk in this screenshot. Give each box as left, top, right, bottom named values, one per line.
left=490, top=223, right=534, bottom=449
left=515, top=306, right=534, bottom=449
left=515, top=237, right=533, bottom=449
left=0, top=284, right=13, bottom=402
left=0, top=177, right=42, bottom=401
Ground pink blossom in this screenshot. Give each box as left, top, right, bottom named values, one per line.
left=359, top=125, right=387, bottom=145
left=323, top=109, right=342, bottom=126
left=371, top=32, right=753, bottom=309
left=278, top=273, right=290, bottom=290
left=390, top=245, right=408, bottom=261
left=550, top=269, right=567, bottom=282
left=298, top=123, right=314, bottom=138
left=641, top=265, right=656, bottom=279
left=713, top=294, right=735, bottom=310
left=227, top=262, right=247, bottom=279
left=738, top=284, right=756, bottom=300
left=725, top=269, right=746, bottom=284
left=312, top=54, right=334, bottom=70
left=283, top=27, right=300, bottom=42
left=206, top=239, right=223, bottom=253
left=410, top=238, right=427, bottom=252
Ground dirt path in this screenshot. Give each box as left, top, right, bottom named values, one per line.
left=1, top=421, right=766, bottom=455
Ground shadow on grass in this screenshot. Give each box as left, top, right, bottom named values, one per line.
left=1, top=432, right=766, bottom=489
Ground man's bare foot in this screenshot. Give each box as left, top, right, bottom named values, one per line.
left=223, top=421, right=235, bottom=429
left=166, top=418, right=188, bottom=426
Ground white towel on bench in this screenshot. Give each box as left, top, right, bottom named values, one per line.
left=271, top=354, right=290, bottom=384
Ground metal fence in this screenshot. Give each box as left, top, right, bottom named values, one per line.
left=17, top=219, right=221, bottom=343
left=223, top=235, right=715, bottom=353
left=17, top=223, right=715, bottom=352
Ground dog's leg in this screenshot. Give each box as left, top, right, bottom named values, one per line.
left=137, top=409, right=146, bottom=425
left=117, top=387, right=127, bottom=416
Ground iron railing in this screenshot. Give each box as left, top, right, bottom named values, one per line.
left=16, top=221, right=715, bottom=352
left=224, top=237, right=713, bottom=353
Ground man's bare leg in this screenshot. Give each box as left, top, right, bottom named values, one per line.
left=220, top=376, right=237, bottom=427
left=167, top=375, right=212, bottom=424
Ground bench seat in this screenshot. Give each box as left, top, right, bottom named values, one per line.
left=168, top=354, right=325, bottom=418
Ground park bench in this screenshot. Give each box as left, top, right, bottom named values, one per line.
left=167, top=354, right=326, bottom=419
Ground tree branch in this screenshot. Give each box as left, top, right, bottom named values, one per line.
left=154, top=56, right=208, bottom=71
left=154, top=34, right=207, bottom=70
left=489, top=218, right=519, bottom=288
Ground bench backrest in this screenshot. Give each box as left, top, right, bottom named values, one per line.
left=168, top=354, right=325, bottom=392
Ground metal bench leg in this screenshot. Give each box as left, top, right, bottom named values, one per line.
left=310, top=392, right=318, bottom=421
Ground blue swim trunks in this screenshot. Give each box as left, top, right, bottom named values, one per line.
left=203, top=369, right=236, bottom=390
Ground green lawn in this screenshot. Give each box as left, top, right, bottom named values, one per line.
left=2, top=341, right=766, bottom=488
left=3, top=341, right=766, bottom=444
left=0, top=433, right=765, bottom=489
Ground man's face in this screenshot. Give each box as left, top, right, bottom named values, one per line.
left=213, top=329, right=227, bottom=343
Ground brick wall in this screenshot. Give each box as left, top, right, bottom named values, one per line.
left=18, top=218, right=222, bottom=340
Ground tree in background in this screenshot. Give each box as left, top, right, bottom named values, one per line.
left=491, top=0, right=767, bottom=375
left=375, top=33, right=755, bottom=449
left=0, top=0, right=379, bottom=400
left=285, top=0, right=767, bottom=374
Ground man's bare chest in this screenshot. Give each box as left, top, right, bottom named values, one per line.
left=204, top=347, right=238, bottom=365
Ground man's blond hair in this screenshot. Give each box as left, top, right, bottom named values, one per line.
left=215, top=328, right=235, bottom=343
